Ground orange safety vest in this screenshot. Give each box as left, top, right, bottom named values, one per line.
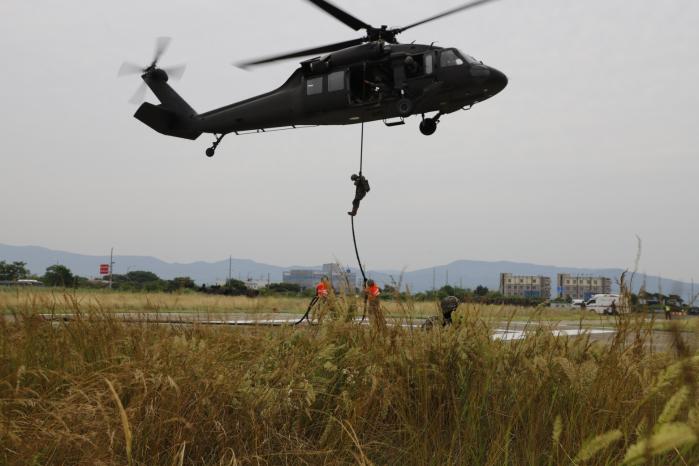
left=366, top=284, right=380, bottom=300
left=316, top=281, right=329, bottom=297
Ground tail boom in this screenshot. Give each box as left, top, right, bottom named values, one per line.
left=134, top=71, right=202, bottom=140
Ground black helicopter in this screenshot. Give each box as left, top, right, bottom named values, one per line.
left=119, top=0, right=508, bottom=157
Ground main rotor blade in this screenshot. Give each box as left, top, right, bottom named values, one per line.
left=236, top=37, right=365, bottom=68
left=118, top=62, right=145, bottom=77
left=304, top=0, right=371, bottom=31
left=152, top=36, right=172, bottom=65
left=397, top=0, right=500, bottom=34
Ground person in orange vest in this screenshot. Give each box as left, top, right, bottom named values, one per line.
left=312, top=275, right=331, bottom=322
left=316, top=275, right=330, bottom=299
left=364, top=279, right=386, bottom=331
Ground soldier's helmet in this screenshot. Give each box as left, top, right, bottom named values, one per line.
left=351, top=174, right=359, bottom=181
left=440, top=296, right=460, bottom=315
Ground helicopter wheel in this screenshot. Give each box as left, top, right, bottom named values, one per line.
left=397, top=98, right=414, bottom=117
left=205, top=148, right=215, bottom=158
left=419, top=118, right=438, bottom=136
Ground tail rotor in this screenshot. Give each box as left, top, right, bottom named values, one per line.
left=118, top=37, right=186, bottom=104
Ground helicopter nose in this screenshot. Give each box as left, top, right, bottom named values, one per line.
left=486, top=67, right=508, bottom=95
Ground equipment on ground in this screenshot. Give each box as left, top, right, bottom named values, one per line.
left=119, top=0, right=508, bottom=157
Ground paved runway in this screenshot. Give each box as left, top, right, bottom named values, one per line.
left=38, top=311, right=619, bottom=341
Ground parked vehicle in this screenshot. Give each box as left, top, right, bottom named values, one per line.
left=688, top=307, right=699, bottom=316
left=585, top=294, right=622, bottom=315
left=17, top=279, right=44, bottom=287
left=0, top=279, right=44, bottom=287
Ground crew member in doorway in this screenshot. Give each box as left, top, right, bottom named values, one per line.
left=365, top=279, right=386, bottom=331
left=348, top=173, right=370, bottom=217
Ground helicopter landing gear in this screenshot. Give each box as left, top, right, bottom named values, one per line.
left=205, top=133, right=225, bottom=158
left=419, top=113, right=440, bottom=136
left=419, top=119, right=437, bottom=136
left=397, top=97, right=414, bottom=117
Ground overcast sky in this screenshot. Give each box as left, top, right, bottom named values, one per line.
left=1, top=0, right=697, bottom=281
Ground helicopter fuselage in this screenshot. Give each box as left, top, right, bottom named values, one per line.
left=135, top=42, right=507, bottom=141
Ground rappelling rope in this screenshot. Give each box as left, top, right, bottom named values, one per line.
left=359, top=121, right=365, bottom=176
left=294, top=295, right=319, bottom=326
left=352, top=122, right=369, bottom=323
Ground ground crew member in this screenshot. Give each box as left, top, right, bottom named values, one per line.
left=422, top=296, right=460, bottom=329
left=316, top=275, right=330, bottom=299
left=440, top=296, right=460, bottom=326
left=311, top=276, right=331, bottom=323
left=365, top=279, right=386, bottom=331
left=348, top=173, right=370, bottom=217
left=665, top=305, right=672, bottom=320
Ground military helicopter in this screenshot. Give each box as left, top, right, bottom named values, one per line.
left=119, top=0, right=508, bottom=157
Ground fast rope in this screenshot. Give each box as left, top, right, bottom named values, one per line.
left=294, top=295, right=319, bottom=326
left=297, top=123, right=370, bottom=326
left=352, top=122, right=369, bottom=322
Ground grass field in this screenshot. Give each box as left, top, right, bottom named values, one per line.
left=0, top=287, right=613, bottom=323
left=2, top=289, right=699, bottom=464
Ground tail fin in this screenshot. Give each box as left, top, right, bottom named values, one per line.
left=134, top=71, right=202, bottom=140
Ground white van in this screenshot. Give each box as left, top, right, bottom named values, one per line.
left=585, top=294, right=621, bottom=315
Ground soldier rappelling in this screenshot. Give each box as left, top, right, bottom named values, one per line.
left=348, top=173, right=370, bottom=217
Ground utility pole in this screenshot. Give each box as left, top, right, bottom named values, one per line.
left=109, top=247, right=115, bottom=289
left=432, top=268, right=436, bottom=292
left=446, top=269, right=449, bottom=287
left=228, top=255, right=232, bottom=284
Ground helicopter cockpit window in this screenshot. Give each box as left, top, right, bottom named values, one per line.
left=459, top=52, right=479, bottom=64
left=306, top=76, right=323, bottom=96
left=328, top=71, right=345, bottom=92
left=440, top=49, right=464, bottom=68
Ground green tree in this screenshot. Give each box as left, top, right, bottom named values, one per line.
left=475, top=285, right=489, bottom=297
left=168, top=277, right=197, bottom=291
left=125, top=270, right=161, bottom=284
left=224, top=279, right=248, bottom=295
left=42, top=265, right=76, bottom=287
left=0, top=261, right=30, bottom=281
left=265, top=283, right=301, bottom=294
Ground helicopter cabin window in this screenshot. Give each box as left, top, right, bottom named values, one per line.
left=328, top=71, right=345, bottom=92
left=424, top=53, right=434, bottom=74
left=306, top=76, right=323, bottom=96
left=440, top=49, right=464, bottom=68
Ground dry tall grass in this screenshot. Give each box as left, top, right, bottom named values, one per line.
left=0, top=288, right=603, bottom=322
left=2, top=292, right=698, bottom=464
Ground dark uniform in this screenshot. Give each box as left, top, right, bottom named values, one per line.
left=422, top=296, right=460, bottom=330
left=348, top=174, right=370, bottom=216
left=440, top=296, right=460, bottom=326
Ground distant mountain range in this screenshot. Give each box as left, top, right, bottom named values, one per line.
left=0, top=243, right=694, bottom=298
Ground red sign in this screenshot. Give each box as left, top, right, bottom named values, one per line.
left=100, top=264, right=110, bottom=275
